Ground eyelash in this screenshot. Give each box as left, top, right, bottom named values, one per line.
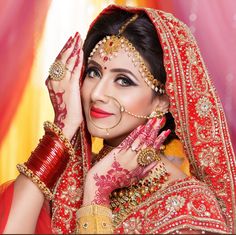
left=115, top=75, right=137, bottom=87
left=86, top=67, right=137, bottom=87
left=86, top=67, right=101, bottom=79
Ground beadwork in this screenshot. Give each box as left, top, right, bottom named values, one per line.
left=110, top=160, right=169, bottom=227
left=17, top=163, right=53, bottom=200
left=49, top=60, right=66, bottom=81
left=137, top=147, right=161, bottom=167
left=88, top=35, right=165, bottom=94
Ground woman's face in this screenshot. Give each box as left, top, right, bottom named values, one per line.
left=81, top=47, right=161, bottom=146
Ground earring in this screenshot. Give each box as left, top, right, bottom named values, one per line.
left=148, top=108, right=167, bottom=119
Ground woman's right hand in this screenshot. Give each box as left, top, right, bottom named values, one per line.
left=46, top=32, right=84, bottom=140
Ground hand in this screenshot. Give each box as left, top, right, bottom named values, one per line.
left=83, top=117, right=170, bottom=207
left=46, top=32, right=84, bottom=140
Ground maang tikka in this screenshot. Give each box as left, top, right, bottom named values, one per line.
left=88, top=14, right=165, bottom=95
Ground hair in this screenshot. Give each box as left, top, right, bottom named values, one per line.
left=83, top=9, right=178, bottom=144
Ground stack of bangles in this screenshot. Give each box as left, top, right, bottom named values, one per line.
left=16, top=121, right=75, bottom=200
left=76, top=204, right=113, bottom=234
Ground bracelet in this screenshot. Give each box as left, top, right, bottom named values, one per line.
left=44, top=121, right=75, bottom=160
left=16, top=121, right=75, bottom=200
left=16, top=163, right=53, bottom=200
left=76, top=205, right=113, bottom=234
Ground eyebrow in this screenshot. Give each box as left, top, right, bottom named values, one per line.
left=88, top=59, right=139, bottom=82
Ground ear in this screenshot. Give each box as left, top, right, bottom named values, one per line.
left=151, top=94, right=170, bottom=113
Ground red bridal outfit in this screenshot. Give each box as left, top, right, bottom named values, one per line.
left=0, top=4, right=235, bottom=234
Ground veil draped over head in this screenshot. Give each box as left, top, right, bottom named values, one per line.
left=50, top=4, right=236, bottom=234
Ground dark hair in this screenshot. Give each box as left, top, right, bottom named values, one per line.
left=83, top=9, right=178, bottom=144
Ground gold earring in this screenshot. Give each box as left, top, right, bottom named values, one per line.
left=148, top=108, right=167, bottom=119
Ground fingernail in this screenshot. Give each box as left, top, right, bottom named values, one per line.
left=74, top=32, right=78, bottom=38
left=164, top=129, right=171, bottom=137
left=160, top=117, right=166, bottom=128
left=147, top=117, right=156, bottom=126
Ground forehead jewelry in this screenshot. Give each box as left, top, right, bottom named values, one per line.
left=88, top=15, right=165, bottom=94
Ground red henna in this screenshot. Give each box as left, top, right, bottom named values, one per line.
left=117, top=125, right=144, bottom=152
left=144, top=118, right=164, bottom=146
left=48, top=87, right=67, bottom=129
left=67, top=35, right=80, bottom=62
left=56, top=36, right=73, bottom=60
left=92, top=161, right=142, bottom=206
left=153, top=129, right=171, bottom=149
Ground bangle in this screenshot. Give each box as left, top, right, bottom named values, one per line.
left=76, top=205, right=113, bottom=234
left=44, top=121, right=75, bottom=160
left=17, top=163, right=53, bottom=200
left=16, top=121, right=75, bottom=200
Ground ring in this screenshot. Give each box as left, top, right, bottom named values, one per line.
left=49, top=60, right=66, bottom=81
left=137, top=147, right=161, bottom=167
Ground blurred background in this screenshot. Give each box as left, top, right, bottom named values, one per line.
left=0, top=0, right=235, bottom=184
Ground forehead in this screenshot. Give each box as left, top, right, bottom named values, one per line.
left=88, top=47, right=140, bottom=75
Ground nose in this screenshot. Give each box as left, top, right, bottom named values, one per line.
left=90, top=78, right=110, bottom=103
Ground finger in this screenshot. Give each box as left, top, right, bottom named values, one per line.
left=139, top=161, right=158, bottom=179
left=72, top=48, right=83, bottom=79
left=56, top=36, right=73, bottom=60
left=117, top=125, right=145, bottom=152
left=66, top=34, right=80, bottom=64
left=60, top=33, right=80, bottom=64
left=139, top=117, right=157, bottom=143
left=153, top=129, right=171, bottom=150
left=145, top=117, right=166, bottom=146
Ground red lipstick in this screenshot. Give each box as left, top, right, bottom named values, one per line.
left=90, top=106, right=113, bottom=118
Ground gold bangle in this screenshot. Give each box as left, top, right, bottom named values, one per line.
left=43, top=121, right=75, bottom=160
left=77, top=204, right=112, bottom=218
left=16, top=163, right=53, bottom=200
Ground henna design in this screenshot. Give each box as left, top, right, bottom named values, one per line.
left=144, top=118, right=164, bottom=146
left=153, top=129, right=171, bottom=149
left=92, top=161, right=142, bottom=206
left=117, top=125, right=144, bottom=152
left=74, top=51, right=80, bottom=69
left=138, top=117, right=156, bottom=143
left=67, top=36, right=80, bottom=62
left=56, top=36, right=73, bottom=60
left=48, top=87, right=67, bottom=129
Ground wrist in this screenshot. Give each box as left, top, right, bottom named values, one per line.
left=17, top=121, right=75, bottom=200
left=83, top=173, right=111, bottom=207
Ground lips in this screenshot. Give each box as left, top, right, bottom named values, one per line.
left=90, top=106, right=113, bottom=118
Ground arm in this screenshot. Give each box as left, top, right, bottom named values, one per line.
left=2, top=32, right=84, bottom=233
left=3, top=175, right=45, bottom=234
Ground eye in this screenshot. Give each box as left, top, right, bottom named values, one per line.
left=115, top=75, right=137, bottom=87
left=86, top=67, right=101, bottom=79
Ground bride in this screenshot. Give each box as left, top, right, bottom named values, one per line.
left=1, top=4, right=235, bottom=234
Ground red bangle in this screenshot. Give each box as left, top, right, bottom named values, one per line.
left=17, top=121, right=75, bottom=200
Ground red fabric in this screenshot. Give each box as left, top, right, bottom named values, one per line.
left=0, top=0, right=51, bottom=146
left=0, top=181, right=52, bottom=234
left=35, top=202, right=52, bottom=234
left=0, top=181, right=14, bottom=233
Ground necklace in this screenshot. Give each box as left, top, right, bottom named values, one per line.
left=94, top=144, right=170, bottom=227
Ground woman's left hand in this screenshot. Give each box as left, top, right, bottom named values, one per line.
left=82, top=117, right=170, bottom=207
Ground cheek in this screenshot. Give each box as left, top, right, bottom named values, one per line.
left=81, top=80, right=91, bottom=106
left=119, top=91, right=153, bottom=115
